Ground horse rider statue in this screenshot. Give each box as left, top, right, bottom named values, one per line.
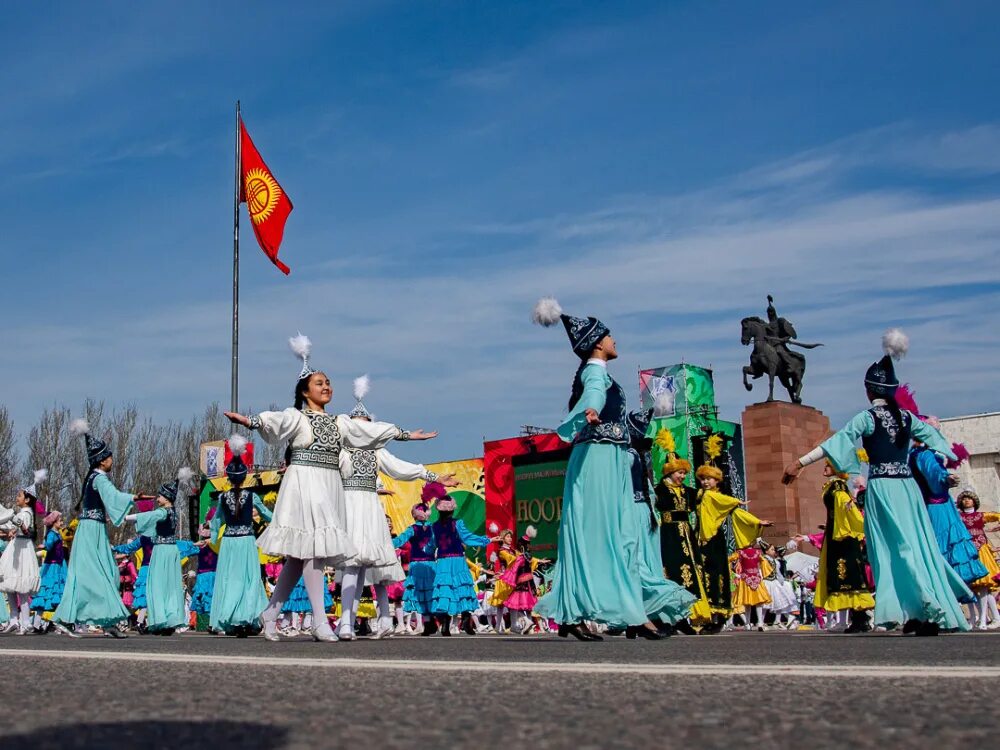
left=741, top=295, right=822, bottom=404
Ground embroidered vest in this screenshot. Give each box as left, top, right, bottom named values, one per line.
left=408, top=523, right=435, bottom=562
left=289, top=411, right=342, bottom=470
left=343, top=448, right=379, bottom=492
left=862, top=406, right=912, bottom=479
left=79, top=470, right=107, bottom=523
left=576, top=377, right=628, bottom=446
left=153, top=508, right=177, bottom=545
left=220, top=489, right=256, bottom=537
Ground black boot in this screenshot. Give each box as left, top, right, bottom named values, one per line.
left=421, top=617, right=439, bottom=637
left=461, top=613, right=476, bottom=635
left=626, top=625, right=663, bottom=641
left=674, top=619, right=698, bottom=636
left=915, top=621, right=940, bottom=637
left=440, top=615, right=452, bottom=636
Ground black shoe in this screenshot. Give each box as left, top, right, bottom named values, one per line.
left=421, top=619, right=439, bottom=637
left=845, top=612, right=871, bottom=634
left=461, top=614, right=477, bottom=635
left=915, top=621, right=940, bottom=637
left=356, top=619, right=373, bottom=637
left=655, top=623, right=675, bottom=637
left=440, top=615, right=452, bottom=636
left=674, top=619, right=698, bottom=636
left=626, top=625, right=663, bottom=641
left=902, top=619, right=921, bottom=634
left=558, top=623, right=602, bottom=641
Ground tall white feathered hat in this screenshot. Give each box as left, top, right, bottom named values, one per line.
left=349, top=375, right=372, bottom=419
left=289, top=333, right=318, bottom=381
left=22, top=468, right=48, bottom=499
left=532, top=297, right=610, bottom=358
left=864, top=328, right=909, bottom=397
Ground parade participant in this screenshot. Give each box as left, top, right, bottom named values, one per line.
left=55, top=420, right=140, bottom=638
left=388, top=519, right=413, bottom=634
left=696, top=438, right=772, bottom=634
left=760, top=543, right=799, bottom=629
left=117, top=554, right=137, bottom=622
left=733, top=544, right=772, bottom=630
left=0, top=470, right=45, bottom=634
left=0, top=532, right=9, bottom=630
left=208, top=435, right=272, bottom=637
left=955, top=489, right=1000, bottom=629
left=803, top=462, right=875, bottom=634
left=492, top=526, right=541, bottom=634
left=783, top=330, right=971, bottom=635
left=125, top=469, right=199, bottom=635
left=424, top=481, right=494, bottom=636
left=393, top=500, right=436, bottom=634
left=338, top=375, right=458, bottom=640
left=189, top=523, right=218, bottom=629
left=31, top=510, right=69, bottom=631
left=624, top=409, right=697, bottom=637
left=532, top=298, right=674, bottom=641
left=112, top=530, right=155, bottom=630
left=224, top=333, right=438, bottom=643
left=654, top=434, right=711, bottom=634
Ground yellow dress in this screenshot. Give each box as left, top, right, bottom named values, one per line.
left=697, top=490, right=764, bottom=616
left=733, top=549, right=773, bottom=608
left=965, top=512, right=1000, bottom=592
left=814, top=480, right=875, bottom=612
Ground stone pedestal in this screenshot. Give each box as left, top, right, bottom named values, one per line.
left=741, top=402, right=833, bottom=544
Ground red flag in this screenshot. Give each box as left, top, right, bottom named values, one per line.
left=240, top=118, right=293, bottom=275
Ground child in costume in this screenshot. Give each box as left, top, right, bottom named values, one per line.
left=761, top=543, right=799, bottom=629
left=209, top=435, right=273, bottom=636
left=695, top=437, right=772, bottom=634
left=55, top=421, right=140, bottom=638
left=31, top=510, right=69, bottom=631
left=0, top=470, right=45, bottom=634
left=492, top=526, right=541, bottom=634
left=424, top=482, right=494, bottom=636
left=783, top=330, right=971, bottom=635
left=189, top=523, right=218, bottom=629
left=955, top=489, right=1000, bottom=629
left=733, top=544, right=772, bottom=630
left=126, top=469, right=199, bottom=635
left=393, top=498, right=437, bottom=635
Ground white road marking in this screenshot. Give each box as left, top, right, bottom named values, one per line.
left=0, top=648, right=996, bottom=678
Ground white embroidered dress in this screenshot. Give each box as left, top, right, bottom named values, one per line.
left=341, top=446, right=438, bottom=584
left=0, top=507, right=41, bottom=594
left=249, top=408, right=406, bottom=566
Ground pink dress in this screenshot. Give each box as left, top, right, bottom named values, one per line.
left=499, top=553, right=537, bottom=612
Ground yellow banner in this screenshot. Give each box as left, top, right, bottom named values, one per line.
left=379, top=458, right=484, bottom=534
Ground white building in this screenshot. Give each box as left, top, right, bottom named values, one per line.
left=939, top=412, right=1000, bottom=513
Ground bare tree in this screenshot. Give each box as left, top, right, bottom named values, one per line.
left=26, top=405, right=74, bottom=515
left=0, top=407, right=17, bottom=505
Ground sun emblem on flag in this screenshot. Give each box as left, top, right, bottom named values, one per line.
left=244, top=168, right=282, bottom=225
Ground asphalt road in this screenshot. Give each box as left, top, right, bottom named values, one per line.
left=1, top=630, right=997, bottom=749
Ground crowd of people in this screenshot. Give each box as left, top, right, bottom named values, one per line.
left=0, top=312, right=997, bottom=641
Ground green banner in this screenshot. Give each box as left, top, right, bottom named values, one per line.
left=512, top=450, right=570, bottom=561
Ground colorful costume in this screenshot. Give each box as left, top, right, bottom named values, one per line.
left=394, top=515, right=436, bottom=615
left=733, top=547, right=772, bottom=609
left=429, top=517, right=489, bottom=616
left=798, top=335, right=971, bottom=631
left=113, top=535, right=154, bottom=610
left=209, top=485, right=273, bottom=634
left=910, top=447, right=987, bottom=587
left=958, top=507, right=1000, bottom=592
left=655, top=479, right=712, bottom=623
left=697, top=486, right=764, bottom=617
left=189, top=539, right=218, bottom=617
left=0, top=507, right=41, bottom=601
left=813, top=476, right=875, bottom=614
left=32, top=521, right=68, bottom=614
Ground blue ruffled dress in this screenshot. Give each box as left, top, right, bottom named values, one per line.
left=32, top=529, right=68, bottom=613
left=428, top=519, right=488, bottom=616
left=394, top=522, right=435, bottom=614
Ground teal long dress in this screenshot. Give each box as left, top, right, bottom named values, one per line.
left=134, top=508, right=199, bottom=632
left=535, top=362, right=680, bottom=626
left=209, top=490, right=272, bottom=633
left=819, top=404, right=972, bottom=630
left=0, top=540, right=8, bottom=623
left=55, top=471, right=134, bottom=627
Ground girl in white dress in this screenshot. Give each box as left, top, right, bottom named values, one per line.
left=0, top=470, right=45, bottom=634
left=225, top=334, right=438, bottom=642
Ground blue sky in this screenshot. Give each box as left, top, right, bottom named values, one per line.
left=2, top=1, right=999, bottom=465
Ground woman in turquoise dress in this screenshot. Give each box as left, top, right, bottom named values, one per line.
left=128, top=469, right=199, bottom=635
left=55, top=421, right=138, bottom=638
left=783, top=331, right=972, bottom=635
left=209, top=437, right=272, bottom=636
left=531, top=298, right=676, bottom=641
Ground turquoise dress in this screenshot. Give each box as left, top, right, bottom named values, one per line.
left=134, top=507, right=199, bottom=633
left=428, top=519, right=488, bottom=616
left=55, top=470, right=134, bottom=627
left=535, top=362, right=677, bottom=626
left=32, top=530, right=68, bottom=612
left=0, top=540, right=8, bottom=623
left=393, top=522, right=435, bottom=614
left=819, top=404, right=972, bottom=630
left=209, top=490, right=272, bottom=633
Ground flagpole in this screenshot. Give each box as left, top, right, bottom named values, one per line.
left=231, top=100, right=241, bottom=413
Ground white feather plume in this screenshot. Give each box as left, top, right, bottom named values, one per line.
left=531, top=297, right=563, bottom=327
left=69, top=418, right=90, bottom=436
left=33, top=468, right=48, bottom=485
left=288, top=333, right=312, bottom=362
left=227, top=434, right=248, bottom=456
left=353, top=374, right=370, bottom=401
left=524, top=525, right=538, bottom=540
left=882, top=328, right=909, bottom=361
left=653, top=392, right=675, bottom=417
left=487, top=521, right=500, bottom=535
left=177, top=467, right=195, bottom=484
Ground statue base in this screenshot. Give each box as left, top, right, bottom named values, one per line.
left=741, top=401, right=833, bottom=544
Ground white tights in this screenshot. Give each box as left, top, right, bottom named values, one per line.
left=262, top=558, right=332, bottom=636
left=6, top=593, right=30, bottom=630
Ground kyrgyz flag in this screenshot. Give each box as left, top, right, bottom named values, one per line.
left=240, top=118, right=293, bottom=275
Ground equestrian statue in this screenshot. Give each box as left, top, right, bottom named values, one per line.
left=740, top=295, right=822, bottom=404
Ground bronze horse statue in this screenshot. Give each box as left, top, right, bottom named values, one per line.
left=740, top=316, right=821, bottom=404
